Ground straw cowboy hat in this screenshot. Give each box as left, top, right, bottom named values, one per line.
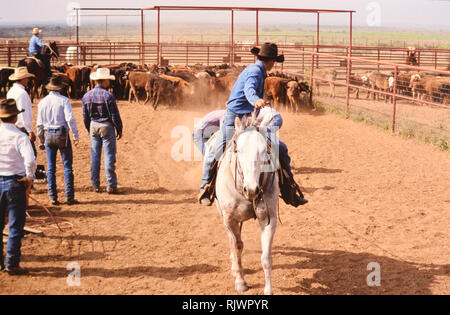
left=0, top=99, right=24, bottom=119
left=46, top=75, right=68, bottom=92
left=32, top=28, right=42, bottom=35
left=9, top=67, right=36, bottom=81
left=251, top=42, right=285, bottom=63
left=90, top=68, right=115, bottom=81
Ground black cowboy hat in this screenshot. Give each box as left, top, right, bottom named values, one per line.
left=0, top=99, right=24, bottom=119
left=251, top=42, right=285, bottom=63
left=46, top=75, right=68, bottom=92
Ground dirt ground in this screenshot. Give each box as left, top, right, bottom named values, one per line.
left=0, top=100, right=449, bottom=295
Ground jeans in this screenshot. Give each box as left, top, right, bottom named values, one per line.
left=90, top=121, right=117, bottom=189
left=193, top=125, right=221, bottom=156
left=45, top=129, right=74, bottom=201
left=0, top=175, right=27, bottom=269
left=200, top=110, right=292, bottom=189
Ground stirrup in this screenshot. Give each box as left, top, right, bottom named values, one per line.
left=198, top=186, right=213, bottom=206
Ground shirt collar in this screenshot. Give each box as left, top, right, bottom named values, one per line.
left=49, top=91, right=61, bottom=96
left=94, top=86, right=107, bottom=91
left=0, top=123, right=19, bottom=131
left=255, top=60, right=267, bottom=78
left=13, top=83, right=26, bottom=90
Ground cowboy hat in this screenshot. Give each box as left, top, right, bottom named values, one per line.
left=90, top=68, right=115, bottom=81
left=32, top=28, right=42, bottom=35
left=251, top=42, right=285, bottom=63
left=9, top=67, right=35, bottom=81
left=46, top=75, right=69, bottom=92
left=0, top=99, right=24, bottom=119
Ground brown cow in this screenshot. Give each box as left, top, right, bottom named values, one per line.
left=159, top=74, right=194, bottom=105
left=0, top=67, right=14, bottom=98
left=410, top=75, right=450, bottom=104
left=126, top=71, right=155, bottom=105
left=210, top=75, right=238, bottom=105
left=264, top=77, right=288, bottom=110
left=65, top=67, right=82, bottom=99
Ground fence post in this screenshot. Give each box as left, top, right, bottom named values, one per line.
left=186, top=45, right=189, bottom=66
left=7, top=46, right=11, bottom=67
left=309, top=54, right=315, bottom=107
left=392, top=66, right=398, bottom=133
left=346, top=55, right=351, bottom=116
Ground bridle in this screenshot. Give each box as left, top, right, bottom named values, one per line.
left=231, top=129, right=276, bottom=224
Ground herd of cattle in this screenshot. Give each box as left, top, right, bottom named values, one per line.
left=0, top=62, right=449, bottom=109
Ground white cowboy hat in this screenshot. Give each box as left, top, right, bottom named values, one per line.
left=9, top=67, right=36, bottom=81
left=32, top=28, right=42, bottom=35
left=90, top=68, right=115, bottom=81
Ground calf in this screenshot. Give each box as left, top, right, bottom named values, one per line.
left=65, top=67, right=82, bottom=99
left=312, top=68, right=337, bottom=98
left=286, top=80, right=310, bottom=112
left=159, top=74, right=194, bottom=105
left=264, top=77, right=287, bottom=110
left=367, top=72, right=392, bottom=103
left=126, top=71, right=156, bottom=105
left=210, top=75, right=238, bottom=106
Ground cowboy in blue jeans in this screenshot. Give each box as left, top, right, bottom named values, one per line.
left=37, top=76, right=80, bottom=205
left=82, top=68, right=123, bottom=194
left=0, top=99, right=36, bottom=275
left=199, top=43, right=307, bottom=207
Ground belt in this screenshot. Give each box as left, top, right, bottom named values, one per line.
left=47, top=127, right=65, bottom=132
left=0, top=175, right=23, bottom=180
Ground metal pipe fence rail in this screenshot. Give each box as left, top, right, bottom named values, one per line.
left=1, top=42, right=449, bottom=70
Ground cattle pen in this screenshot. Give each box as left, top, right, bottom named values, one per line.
left=0, top=5, right=449, bottom=143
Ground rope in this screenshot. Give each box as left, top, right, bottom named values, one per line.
left=28, top=195, right=64, bottom=232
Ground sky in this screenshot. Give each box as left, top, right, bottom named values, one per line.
left=0, top=0, right=449, bottom=29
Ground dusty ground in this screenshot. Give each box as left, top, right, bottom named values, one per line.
left=0, top=100, right=449, bottom=295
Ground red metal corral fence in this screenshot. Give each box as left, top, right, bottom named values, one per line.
left=1, top=41, right=450, bottom=71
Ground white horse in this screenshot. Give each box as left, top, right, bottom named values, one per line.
left=214, top=114, right=279, bottom=295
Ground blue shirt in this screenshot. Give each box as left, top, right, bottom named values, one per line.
left=29, top=35, right=46, bottom=55
left=82, top=86, right=123, bottom=135
left=226, top=60, right=267, bottom=115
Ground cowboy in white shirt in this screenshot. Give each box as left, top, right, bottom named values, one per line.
left=7, top=67, right=37, bottom=155
left=36, top=76, right=79, bottom=206
left=0, top=99, right=36, bottom=275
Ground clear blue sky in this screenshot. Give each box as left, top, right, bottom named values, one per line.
left=0, top=0, right=449, bottom=29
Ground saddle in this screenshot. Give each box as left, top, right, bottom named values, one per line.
left=200, top=137, right=307, bottom=208
left=26, top=56, right=45, bottom=69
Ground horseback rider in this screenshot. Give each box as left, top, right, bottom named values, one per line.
left=198, top=43, right=308, bottom=207
left=28, top=28, right=51, bottom=78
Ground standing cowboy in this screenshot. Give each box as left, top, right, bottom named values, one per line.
left=199, top=43, right=307, bottom=207
left=82, top=68, right=123, bottom=194
left=36, top=76, right=80, bottom=206
left=7, top=67, right=37, bottom=156
left=0, top=99, right=36, bottom=275
left=28, top=28, right=51, bottom=78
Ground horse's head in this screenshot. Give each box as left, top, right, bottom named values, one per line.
left=235, top=113, right=273, bottom=200
left=44, top=41, right=59, bottom=59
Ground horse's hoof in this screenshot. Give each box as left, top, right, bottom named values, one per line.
left=264, top=289, right=274, bottom=295
left=235, top=283, right=249, bottom=293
